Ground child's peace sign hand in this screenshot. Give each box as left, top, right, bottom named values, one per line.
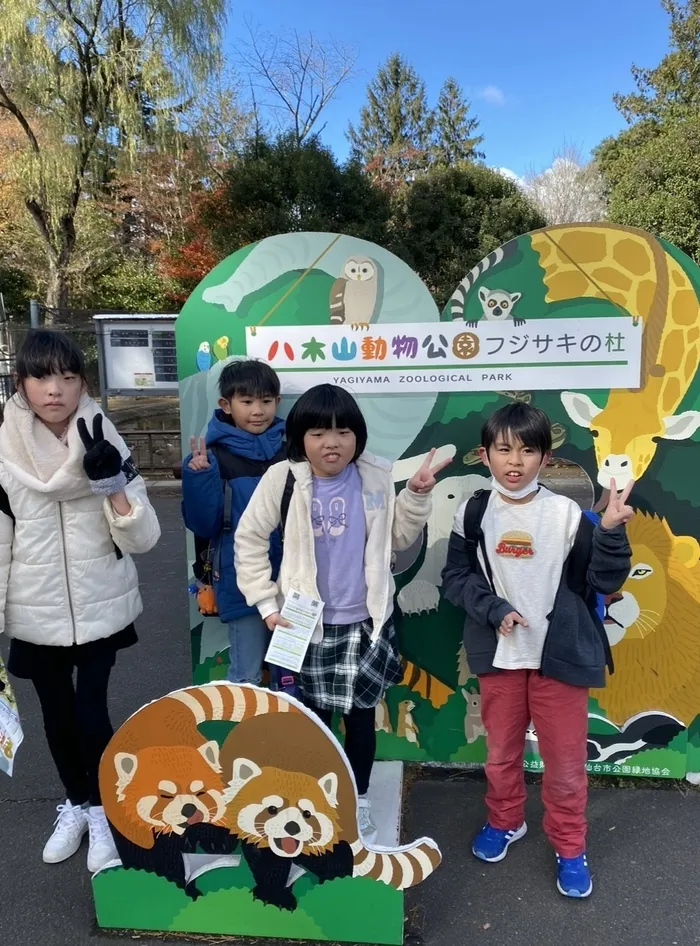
left=600, top=478, right=635, bottom=530
left=188, top=436, right=210, bottom=471
left=77, top=414, right=125, bottom=495
left=407, top=448, right=452, bottom=495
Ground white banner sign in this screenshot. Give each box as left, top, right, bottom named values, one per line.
left=246, top=318, right=642, bottom=394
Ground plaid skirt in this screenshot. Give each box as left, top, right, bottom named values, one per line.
left=299, top=617, right=402, bottom=715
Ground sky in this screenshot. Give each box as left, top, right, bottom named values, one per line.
left=225, top=0, right=670, bottom=178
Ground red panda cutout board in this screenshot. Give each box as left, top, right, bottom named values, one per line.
left=92, top=682, right=441, bottom=944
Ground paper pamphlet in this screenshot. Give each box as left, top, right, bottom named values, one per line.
left=264, top=591, right=323, bottom=673
left=0, top=656, right=22, bottom=777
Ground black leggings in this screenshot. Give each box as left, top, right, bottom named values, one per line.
left=30, top=651, right=115, bottom=807
left=310, top=704, right=376, bottom=795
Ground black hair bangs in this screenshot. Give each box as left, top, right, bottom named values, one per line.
left=481, top=402, right=552, bottom=456
left=286, top=384, right=368, bottom=462
left=219, top=359, right=281, bottom=401
left=15, top=330, right=87, bottom=382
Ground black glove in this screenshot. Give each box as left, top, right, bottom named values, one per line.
left=77, top=414, right=126, bottom=496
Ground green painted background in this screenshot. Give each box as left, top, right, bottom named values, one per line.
left=177, top=230, right=700, bottom=782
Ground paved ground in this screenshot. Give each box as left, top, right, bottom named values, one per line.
left=1, top=496, right=699, bottom=945
left=404, top=774, right=700, bottom=946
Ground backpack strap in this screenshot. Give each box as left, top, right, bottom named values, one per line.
left=463, top=489, right=493, bottom=589
left=279, top=469, right=295, bottom=540
left=0, top=485, right=15, bottom=525
left=222, top=480, right=233, bottom=534
left=569, top=510, right=614, bottom=674
left=567, top=511, right=595, bottom=597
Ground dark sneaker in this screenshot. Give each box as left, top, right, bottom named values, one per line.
left=472, top=822, right=527, bottom=863
left=556, top=853, right=593, bottom=898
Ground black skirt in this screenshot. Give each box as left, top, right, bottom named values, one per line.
left=7, top=624, right=138, bottom=679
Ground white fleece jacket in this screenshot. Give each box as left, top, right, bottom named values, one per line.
left=234, top=453, right=432, bottom=643
left=0, top=393, right=161, bottom=647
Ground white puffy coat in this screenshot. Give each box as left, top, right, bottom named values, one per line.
left=234, top=453, right=431, bottom=643
left=0, top=393, right=161, bottom=647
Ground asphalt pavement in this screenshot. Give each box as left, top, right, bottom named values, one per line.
left=1, top=495, right=698, bottom=946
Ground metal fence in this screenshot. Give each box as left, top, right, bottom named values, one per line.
left=0, top=318, right=13, bottom=415
left=119, top=429, right=181, bottom=475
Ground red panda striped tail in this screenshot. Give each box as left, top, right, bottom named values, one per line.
left=167, top=682, right=302, bottom=725
left=350, top=837, right=442, bottom=889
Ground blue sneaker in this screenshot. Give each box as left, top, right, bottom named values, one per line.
left=472, top=822, right=527, bottom=862
left=556, top=853, right=593, bottom=898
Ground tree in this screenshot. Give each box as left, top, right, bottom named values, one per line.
left=348, top=54, right=434, bottom=187
left=90, top=258, right=178, bottom=312
left=434, top=77, right=484, bottom=164
left=157, top=193, right=219, bottom=302
left=614, top=0, right=700, bottom=122
left=202, top=134, right=391, bottom=255
left=524, top=145, right=606, bottom=224
left=185, top=64, right=253, bottom=182
left=388, top=164, right=545, bottom=309
left=241, top=25, right=357, bottom=145
left=0, top=108, right=121, bottom=307
left=597, top=119, right=700, bottom=259
left=596, top=0, right=700, bottom=260
left=0, top=0, right=226, bottom=310
left=0, top=264, right=31, bottom=318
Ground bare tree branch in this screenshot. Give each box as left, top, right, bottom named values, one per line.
left=239, top=22, right=358, bottom=144
left=0, top=79, right=41, bottom=154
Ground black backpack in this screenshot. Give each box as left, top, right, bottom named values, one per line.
left=199, top=468, right=295, bottom=589
left=220, top=468, right=295, bottom=544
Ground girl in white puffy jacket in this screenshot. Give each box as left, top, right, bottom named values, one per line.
left=0, top=330, right=160, bottom=872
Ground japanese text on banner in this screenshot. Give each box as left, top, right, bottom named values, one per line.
left=246, top=318, right=642, bottom=394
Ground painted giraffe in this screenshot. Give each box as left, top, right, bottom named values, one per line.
left=528, top=223, right=700, bottom=490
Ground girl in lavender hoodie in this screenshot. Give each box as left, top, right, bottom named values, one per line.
left=234, top=384, right=449, bottom=841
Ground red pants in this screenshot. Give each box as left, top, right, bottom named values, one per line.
left=478, top=669, right=589, bottom=857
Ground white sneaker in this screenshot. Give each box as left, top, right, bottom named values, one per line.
left=43, top=800, right=88, bottom=864
left=86, top=806, right=118, bottom=873
left=357, top=796, right=378, bottom=844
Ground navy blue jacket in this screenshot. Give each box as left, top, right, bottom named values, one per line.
left=441, top=501, right=631, bottom=689
left=181, top=411, right=285, bottom=622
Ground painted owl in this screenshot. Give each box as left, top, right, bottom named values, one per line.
left=329, top=255, right=379, bottom=330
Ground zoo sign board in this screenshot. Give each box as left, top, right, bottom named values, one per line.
left=245, top=318, right=642, bottom=394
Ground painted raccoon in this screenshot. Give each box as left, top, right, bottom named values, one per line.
left=99, top=683, right=442, bottom=905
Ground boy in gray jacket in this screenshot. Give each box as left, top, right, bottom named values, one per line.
left=441, top=403, right=632, bottom=899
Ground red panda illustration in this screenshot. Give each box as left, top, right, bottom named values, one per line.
left=99, top=683, right=441, bottom=906
left=218, top=710, right=442, bottom=910
left=99, top=684, right=300, bottom=894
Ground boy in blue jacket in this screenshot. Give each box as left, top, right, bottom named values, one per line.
left=181, top=360, right=285, bottom=684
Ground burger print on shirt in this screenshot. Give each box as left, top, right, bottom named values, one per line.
left=495, top=530, right=535, bottom=559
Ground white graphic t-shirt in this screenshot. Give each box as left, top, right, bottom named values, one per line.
left=478, top=487, right=582, bottom=670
